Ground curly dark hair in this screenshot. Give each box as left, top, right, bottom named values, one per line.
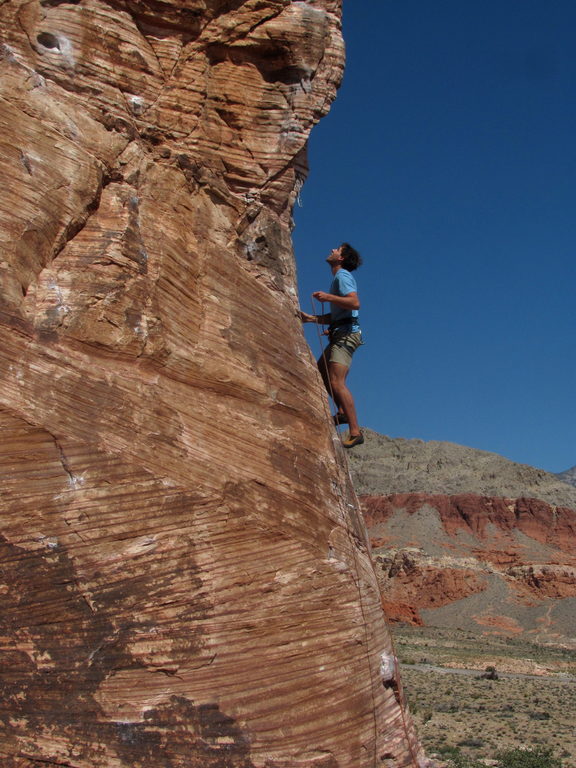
left=340, top=242, right=362, bottom=271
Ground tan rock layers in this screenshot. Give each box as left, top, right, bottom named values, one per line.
left=0, top=2, right=423, bottom=767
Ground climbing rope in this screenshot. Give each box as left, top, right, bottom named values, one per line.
left=309, top=296, right=379, bottom=760
left=346, top=519, right=421, bottom=768
left=389, top=626, right=422, bottom=768
left=309, top=295, right=420, bottom=767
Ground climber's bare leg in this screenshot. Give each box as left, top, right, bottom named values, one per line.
left=318, top=353, right=359, bottom=434
left=328, top=362, right=360, bottom=436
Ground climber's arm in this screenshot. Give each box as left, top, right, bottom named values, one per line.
left=312, top=291, right=360, bottom=311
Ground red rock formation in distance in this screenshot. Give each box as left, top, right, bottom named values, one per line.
left=363, top=494, right=576, bottom=558
left=362, top=494, right=576, bottom=640
left=0, top=2, right=424, bottom=767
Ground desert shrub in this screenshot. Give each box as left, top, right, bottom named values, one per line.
left=448, top=752, right=485, bottom=768
left=457, top=738, right=484, bottom=748
left=479, top=665, right=499, bottom=680
left=435, top=745, right=460, bottom=758
left=528, top=710, right=550, bottom=720
left=436, top=746, right=484, bottom=768
left=496, top=745, right=562, bottom=768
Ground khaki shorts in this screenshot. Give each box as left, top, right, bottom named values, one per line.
left=326, top=329, right=363, bottom=367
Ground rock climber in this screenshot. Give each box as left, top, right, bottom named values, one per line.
left=300, top=243, right=364, bottom=448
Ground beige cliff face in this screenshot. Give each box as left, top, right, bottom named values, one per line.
left=0, top=3, right=423, bottom=767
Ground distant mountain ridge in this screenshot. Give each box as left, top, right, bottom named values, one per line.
left=557, top=465, right=576, bottom=488
left=348, top=429, right=576, bottom=508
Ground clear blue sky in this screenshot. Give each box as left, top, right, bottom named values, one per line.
left=293, top=0, right=575, bottom=474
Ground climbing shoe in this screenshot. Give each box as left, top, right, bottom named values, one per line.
left=333, top=412, right=349, bottom=425
left=342, top=432, right=364, bottom=449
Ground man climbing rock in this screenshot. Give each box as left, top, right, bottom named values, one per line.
left=300, top=243, right=364, bottom=448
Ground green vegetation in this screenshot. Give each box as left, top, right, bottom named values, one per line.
left=437, top=747, right=486, bottom=768
left=496, top=746, right=563, bottom=768
left=437, top=745, right=563, bottom=768
left=437, top=745, right=484, bottom=768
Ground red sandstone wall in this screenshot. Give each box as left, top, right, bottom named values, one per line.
left=0, top=3, right=423, bottom=766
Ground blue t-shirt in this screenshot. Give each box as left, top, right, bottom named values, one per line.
left=330, top=269, right=360, bottom=331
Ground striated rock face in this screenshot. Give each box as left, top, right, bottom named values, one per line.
left=362, top=494, right=576, bottom=644
left=0, top=4, right=423, bottom=768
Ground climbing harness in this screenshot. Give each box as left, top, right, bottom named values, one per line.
left=328, top=315, right=361, bottom=332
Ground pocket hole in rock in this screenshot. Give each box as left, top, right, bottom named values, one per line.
left=37, top=32, right=61, bottom=51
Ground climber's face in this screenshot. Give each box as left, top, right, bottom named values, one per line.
left=326, top=246, right=343, bottom=266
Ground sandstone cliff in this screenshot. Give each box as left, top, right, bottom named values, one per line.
left=0, top=4, right=423, bottom=767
